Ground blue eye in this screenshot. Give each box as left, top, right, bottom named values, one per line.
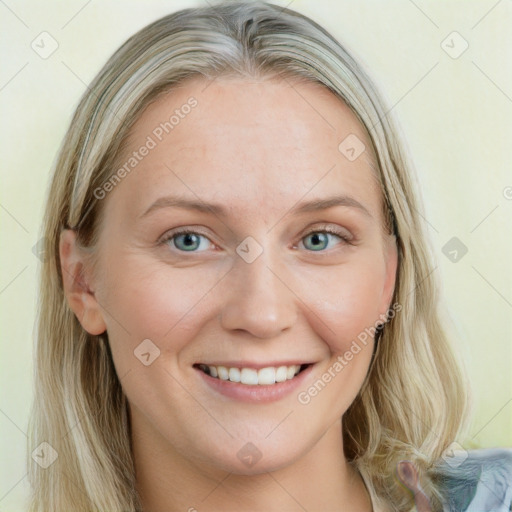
left=161, top=227, right=350, bottom=254
left=164, top=230, right=212, bottom=252
left=301, top=230, right=346, bottom=251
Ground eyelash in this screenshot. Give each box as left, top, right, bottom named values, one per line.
left=297, top=226, right=353, bottom=250
left=158, top=225, right=353, bottom=254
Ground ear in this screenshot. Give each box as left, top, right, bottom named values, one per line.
left=59, top=229, right=106, bottom=335
left=380, top=235, right=398, bottom=315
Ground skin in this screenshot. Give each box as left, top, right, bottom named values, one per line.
left=397, top=462, right=432, bottom=512
left=60, top=75, right=398, bottom=512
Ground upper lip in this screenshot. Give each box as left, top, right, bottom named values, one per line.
left=194, top=361, right=314, bottom=370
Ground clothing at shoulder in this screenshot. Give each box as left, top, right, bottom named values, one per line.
left=436, top=447, right=512, bottom=512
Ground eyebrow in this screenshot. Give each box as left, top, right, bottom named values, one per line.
left=139, top=194, right=372, bottom=219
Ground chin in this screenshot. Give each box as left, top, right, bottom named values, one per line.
left=194, top=438, right=306, bottom=476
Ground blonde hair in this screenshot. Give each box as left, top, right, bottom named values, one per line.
left=28, top=1, right=469, bottom=510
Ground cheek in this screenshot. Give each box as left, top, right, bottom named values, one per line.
left=294, top=254, right=387, bottom=355
left=96, top=255, right=224, bottom=358
left=99, top=247, right=387, bottom=355
left=290, top=258, right=385, bottom=415
left=94, top=258, right=223, bottom=421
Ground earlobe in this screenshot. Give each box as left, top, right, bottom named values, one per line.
left=59, top=229, right=107, bottom=335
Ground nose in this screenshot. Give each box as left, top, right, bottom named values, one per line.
left=219, top=248, right=298, bottom=339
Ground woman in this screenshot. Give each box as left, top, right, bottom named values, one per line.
left=27, top=1, right=511, bottom=511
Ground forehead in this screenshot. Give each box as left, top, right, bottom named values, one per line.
left=105, top=75, right=382, bottom=223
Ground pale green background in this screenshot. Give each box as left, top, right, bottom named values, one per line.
left=1, top=0, right=511, bottom=509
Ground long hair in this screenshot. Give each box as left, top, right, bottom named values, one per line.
left=27, top=1, right=469, bottom=510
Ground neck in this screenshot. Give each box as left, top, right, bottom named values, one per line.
left=132, top=414, right=372, bottom=512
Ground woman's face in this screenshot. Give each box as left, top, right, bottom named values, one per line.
left=76, top=76, right=397, bottom=474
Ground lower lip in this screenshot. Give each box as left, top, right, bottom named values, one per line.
left=195, top=365, right=314, bottom=403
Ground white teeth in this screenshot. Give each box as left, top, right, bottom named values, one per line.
left=228, top=367, right=241, bottom=382
left=258, top=367, right=276, bottom=385
left=199, top=363, right=304, bottom=385
left=286, top=366, right=297, bottom=379
left=240, top=368, right=259, bottom=385
left=275, top=366, right=288, bottom=383
left=217, top=366, right=229, bottom=380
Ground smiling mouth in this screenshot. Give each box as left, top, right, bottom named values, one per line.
left=194, top=363, right=311, bottom=385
